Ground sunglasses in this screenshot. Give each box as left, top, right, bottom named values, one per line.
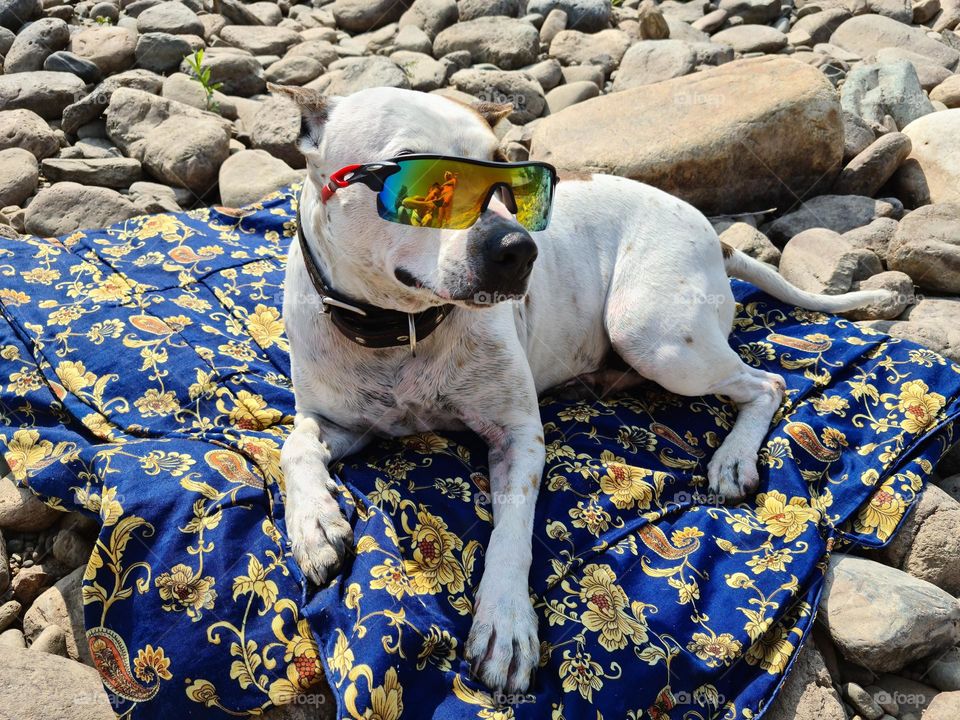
left=319, top=154, right=559, bottom=232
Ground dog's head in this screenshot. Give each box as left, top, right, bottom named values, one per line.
left=270, top=85, right=538, bottom=313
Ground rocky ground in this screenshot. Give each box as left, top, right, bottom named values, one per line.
left=1, top=0, right=960, bottom=718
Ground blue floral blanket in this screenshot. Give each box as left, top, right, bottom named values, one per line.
left=1, top=186, right=959, bottom=720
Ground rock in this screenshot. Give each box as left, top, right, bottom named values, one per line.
left=548, top=29, right=631, bottom=75
left=539, top=8, right=567, bottom=44
left=23, top=566, right=89, bottom=664
left=820, top=555, right=960, bottom=673
left=41, top=157, right=141, bottom=189
left=867, top=296, right=960, bottom=364
left=220, top=25, right=300, bottom=56
left=3, top=18, right=69, bottom=73
left=719, top=0, right=782, bottom=23
left=332, top=0, right=408, bottom=32
left=931, top=75, right=960, bottom=108
left=780, top=228, right=882, bottom=295
left=914, top=0, right=942, bottom=22
left=841, top=61, right=934, bottom=132
left=69, top=26, right=137, bottom=75
left=638, top=0, right=670, bottom=40
left=524, top=58, right=563, bottom=92
left=135, top=32, right=201, bottom=74
left=843, top=110, right=877, bottom=163
left=847, top=270, right=913, bottom=320
left=90, top=1, right=118, bottom=22
left=61, top=69, right=163, bottom=135
left=611, top=40, right=697, bottom=92
left=286, top=40, right=339, bottom=67
left=51, top=528, right=93, bottom=569
left=844, top=682, right=884, bottom=720
left=0, top=0, right=36, bottom=31
left=179, top=48, right=265, bottom=97
left=932, top=0, right=960, bottom=31
left=719, top=222, right=781, bottom=265
left=526, top=0, right=611, bottom=32
left=42, top=51, right=102, bottom=85
left=867, top=0, right=913, bottom=20
left=830, top=15, right=960, bottom=70
left=792, top=8, right=850, bottom=46
left=842, top=217, right=898, bottom=262
left=249, top=97, right=302, bottom=168
left=399, top=0, right=458, bottom=40
left=693, top=8, right=728, bottom=32
left=0, top=600, right=20, bottom=633
left=712, top=25, right=789, bottom=53
left=450, top=68, right=545, bottom=123
left=29, top=624, right=67, bottom=656
left=264, top=55, right=324, bottom=86
left=128, top=181, right=182, bottom=213
left=561, top=63, right=604, bottom=86
left=458, top=0, right=519, bottom=20
left=888, top=202, right=960, bottom=294
left=895, top=109, right=960, bottom=206
left=764, top=643, right=846, bottom=720
left=766, top=195, right=901, bottom=245
left=875, top=48, right=953, bottom=92
left=12, top=564, right=53, bottom=605
left=0, top=645, right=115, bottom=719
left=925, top=692, right=960, bottom=720
left=0, top=109, right=57, bottom=160
left=834, top=132, right=911, bottom=196
left=532, top=57, right=844, bottom=215
left=0, top=148, right=38, bottom=208
left=310, top=55, right=409, bottom=95
left=434, top=16, right=540, bottom=70
left=136, top=1, right=203, bottom=35
left=392, top=23, right=432, bottom=53
left=545, top=80, right=599, bottom=113
left=219, top=149, right=303, bottom=208
left=924, top=646, right=960, bottom=691
left=0, top=71, right=85, bottom=120
left=0, top=475, right=60, bottom=531
left=0, top=532, right=6, bottom=594
left=391, top=50, right=448, bottom=91
left=25, top=182, right=141, bottom=235
left=0, top=629, right=25, bottom=648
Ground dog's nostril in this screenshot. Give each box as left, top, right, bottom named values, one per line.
left=490, top=233, right=537, bottom=273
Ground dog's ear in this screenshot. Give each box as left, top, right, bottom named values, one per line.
left=267, top=83, right=337, bottom=154
left=472, top=101, right=513, bottom=127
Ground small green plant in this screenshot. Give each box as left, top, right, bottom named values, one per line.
left=184, top=49, right=222, bottom=112
left=94, top=15, right=113, bottom=24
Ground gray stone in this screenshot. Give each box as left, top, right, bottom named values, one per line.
left=331, top=0, right=407, bottom=32
left=42, top=51, right=102, bottom=85
left=0, top=0, right=36, bottom=31
left=0, top=628, right=25, bottom=648
left=128, top=180, right=182, bottom=213
left=0, top=645, right=114, bottom=719
left=61, top=69, right=164, bottom=135
left=0, top=475, right=60, bottom=531
left=692, top=8, right=728, bottom=33
left=12, top=564, right=53, bottom=605
left=895, top=109, right=960, bottom=206
left=612, top=39, right=696, bottom=92
left=792, top=8, right=850, bottom=46
left=830, top=15, right=960, bottom=70
left=866, top=0, right=912, bottom=21
left=450, top=68, right=545, bottom=123
left=391, top=50, right=448, bottom=91
left=925, top=692, right=960, bottom=720
left=249, top=96, right=303, bottom=168
left=0, top=601, right=20, bottom=633
left=41, top=157, right=141, bottom=189
left=846, top=271, right=912, bottom=321
left=136, top=1, right=203, bottom=35
left=23, top=566, right=89, bottom=663
left=834, top=132, right=911, bottom=197
left=875, top=48, right=953, bottom=92
left=779, top=228, right=882, bottom=295
left=0, top=26, right=13, bottom=55
left=718, top=222, right=781, bottom=265
left=764, top=643, right=846, bottom=720
left=29, top=624, right=67, bottom=656
left=539, top=7, right=567, bottom=44
left=218, top=149, right=302, bottom=208
left=523, top=58, right=563, bottom=91
left=135, top=32, right=202, bottom=74
left=924, top=646, right=960, bottom=691
left=0, top=147, right=38, bottom=207
left=264, top=55, right=324, bottom=86
left=90, top=1, right=118, bottom=22
left=0, top=531, right=6, bottom=594
left=561, top=63, right=604, bottom=86
left=867, top=296, right=960, bottom=364
left=820, top=555, right=960, bottom=673
left=712, top=25, right=788, bottom=53
left=931, top=75, right=960, bottom=108
left=841, top=217, right=898, bottom=262
left=3, top=17, right=69, bottom=73
left=843, top=682, right=884, bottom=720
left=220, top=25, right=300, bottom=56
left=526, top=0, right=611, bottom=32
left=841, top=61, right=934, bottom=132
left=393, top=23, right=432, bottom=53
left=51, top=527, right=93, bottom=570
left=843, top=110, right=876, bottom=162
left=69, top=26, right=136, bottom=75
left=459, top=0, right=519, bottom=20
left=888, top=202, right=960, bottom=294
left=718, top=0, right=782, bottom=23
left=399, top=0, right=458, bottom=40
left=545, top=79, right=599, bottom=113
left=179, top=48, right=265, bottom=97
left=309, top=55, right=409, bottom=95
left=25, top=182, right=141, bottom=236
left=434, top=16, right=540, bottom=70
left=766, top=195, right=902, bottom=245
left=548, top=28, right=631, bottom=75
left=285, top=40, right=339, bottom=67
left=0, top=71, right=85, bottom=120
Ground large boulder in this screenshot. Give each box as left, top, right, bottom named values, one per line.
left=888, top=202, right=960, bottom=294
left=830, top=15, right=960, bottom=70
left=433, top=16, right=540, bottom=70
left=68, top=26, right=137, bottom=75
left=840, top=60, right=934, bottom=131
left=895, top=109, right=960, bottom=206
left=0, top=71, right=85, bottom=120
left=218, top=150, right=302, bottom=208
left=3, top=18, right=69, bottom=73
left=532, top=57, right=843, bottom=215
left=819, top=555, right=960, bottom=673
left=24, top=183, right=141, bottom=236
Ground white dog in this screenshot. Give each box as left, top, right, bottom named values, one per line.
left=272, top=84, right=888, bottom=693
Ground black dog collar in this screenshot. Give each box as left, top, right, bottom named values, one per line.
left=295, top=208, right=452, bottom=353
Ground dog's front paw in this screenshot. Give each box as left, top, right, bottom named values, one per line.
left=287, top=503, right=354, bottom=585
left=707, top=441, right=760, bottom=502
left=465, top=587, right=539, bottom=695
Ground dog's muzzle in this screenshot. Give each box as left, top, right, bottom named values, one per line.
left=468, top=214, right=538, bottom=300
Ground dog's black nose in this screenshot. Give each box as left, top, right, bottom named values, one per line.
left=486, top=231, right=538, bottom=280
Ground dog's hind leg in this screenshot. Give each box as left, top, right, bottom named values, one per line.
left=281, top=412, right=370, bottom=585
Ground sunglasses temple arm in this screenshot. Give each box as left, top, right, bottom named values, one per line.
left=320, top=164, right=364, bottom=203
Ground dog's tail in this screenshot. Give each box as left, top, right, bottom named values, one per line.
left=721, top=242, right=889, bottom=313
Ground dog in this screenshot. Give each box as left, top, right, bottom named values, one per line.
left=271, top=83, right=889, bottom=694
